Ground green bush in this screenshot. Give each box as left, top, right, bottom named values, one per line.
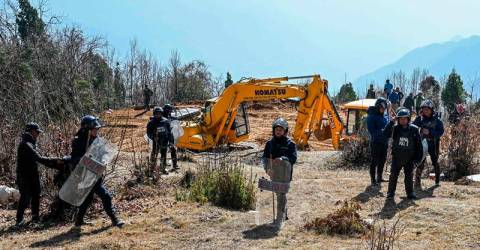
left=185, top=157, right=256, bottom=210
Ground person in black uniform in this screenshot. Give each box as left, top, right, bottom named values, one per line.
left=147, top=107, right=174, bottom=176
left=162, top=104, right=178, bottom=171
left=262, top=118, right=297, bottom=228
left=15, top=123, right=64, bottom=226
left=71, top=116, right=124, bottom=228
left=383, top=108, right=423, bottom=200
left=413, top=100, right=444, bottom=187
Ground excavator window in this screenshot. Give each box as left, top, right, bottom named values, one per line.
left=345, top=109, right=367, bottom=135
left=233, top=103, right=250, bottom=137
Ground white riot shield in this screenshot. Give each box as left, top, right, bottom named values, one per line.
left=59, top=137, right=117, bottom=206
left=420, top=138, right=428, bottom=163
left=170, top=120, right=184, bottom=145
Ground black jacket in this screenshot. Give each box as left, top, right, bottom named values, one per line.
left=16, top=133, right=59, bottom=186
left=262, top=136, right=297, bottom=181
left=262, top=136, right=297, bottom=166
left=70, top=132, right=96, bottom=167
left=146, top=117, right=173, bottom=146
left=383, top=122, right=423, bottom=165
left=412, top=114, right=444, bottom=140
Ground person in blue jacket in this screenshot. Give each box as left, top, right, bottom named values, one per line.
left=384, top=79, right=393, bottom=98
left=367, top=97, right=390, bottom=185
left=262, top=118, right=297, bottom=228
left=413, top=100, right=444, bottom=187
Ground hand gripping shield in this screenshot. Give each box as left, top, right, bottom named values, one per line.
left=59, top=137, right=118, bottom=206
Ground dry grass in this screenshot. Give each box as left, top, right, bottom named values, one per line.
left=1, top=151, right=480, bottom=249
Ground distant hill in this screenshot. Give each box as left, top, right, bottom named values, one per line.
left=354, top=35, right=480, bottom=94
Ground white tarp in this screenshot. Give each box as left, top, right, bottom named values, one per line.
left=59, top=137, right=117, bottom=206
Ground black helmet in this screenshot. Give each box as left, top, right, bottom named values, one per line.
left=396, top=107, right=411, bottom=119
left=25, top=122, right=43, bottom=133
left=163, top=104, right=174, bottom=112
left=153, top=106, right=163, bottom=115
left=81, top=115, right=102, bottom=130
left=272, top=118, right=288, bottom=134
left=375, top=97, right=388, bottom=110
left=420, top=100, right=434, bottom=110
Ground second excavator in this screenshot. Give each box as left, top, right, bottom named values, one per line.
left=176, top=74, right=344, bottom=151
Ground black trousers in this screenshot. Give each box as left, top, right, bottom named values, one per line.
left=76, top=179, right=115, bottom=223
left=169, top=145, right=178, bottom=168
left=416, top=139, right=441, bottom=184
left=151, top=144, right=167, bottom=172
left=387, top=159, right=414, bottom=197
left=370, top=142, right=387, bottom=182
left=144, top=97, right=151, bottom=110
left=16, top=179, right=41, bottom=223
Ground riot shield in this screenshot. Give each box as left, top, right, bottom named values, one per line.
left=258, top=159, right=292, bottom=193
left=170, top=120, right=184, bottom=145
left=420, top=138, right=428, bottom=163
left=59, top=137, right=118, bottom=206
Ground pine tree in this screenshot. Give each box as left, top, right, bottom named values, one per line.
left=16, top=0, right=45, bottom=44
left=335, top=82, right=357, bottom=104
left=441, top=69, right=466, bottom=113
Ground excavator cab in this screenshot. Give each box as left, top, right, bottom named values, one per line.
left=341, top=99, right=375, bottom=136
left=233, top=103, right=250, bottom=137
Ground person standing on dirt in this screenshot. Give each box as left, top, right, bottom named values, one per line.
left=413, top=100, right=444, bottom=188
left=366, top=84, right=376, bottom=99
left=163, top=104, right=178, bottom=171
left=147, top=107, right=174, bottom=176
left=415, top=92, right=424, bottom=115
left=262, top=118, right=297, bottom=229
left=384, top=79, right=393, bottom=98
left=403, top=93, right=415, bottom=112
left=70, top=116, right=124, bottom=228
left=383, top=108, right=423, bottom=200
left=366, top=97, right=389, bottom=185
left=143, top=85, right=154, bottom=111
left=15, top=123, right=64, bottom=226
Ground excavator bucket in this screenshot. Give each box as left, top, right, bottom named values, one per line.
left=314, top=124, right=332, bottom=141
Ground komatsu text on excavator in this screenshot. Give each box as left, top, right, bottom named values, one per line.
left=176, top=74, right=344, bottom=151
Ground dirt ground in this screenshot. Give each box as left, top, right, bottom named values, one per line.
left=1, top=149, right=480, bottom=249
left=1, top=104, right=480, bottom=249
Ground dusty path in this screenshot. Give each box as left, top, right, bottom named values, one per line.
left=1, top=151, right=480, bottom=249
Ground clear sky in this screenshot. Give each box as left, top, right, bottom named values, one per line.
left=46, top=0, right=480, bottom=91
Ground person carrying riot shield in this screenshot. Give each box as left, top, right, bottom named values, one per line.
left=261, top=118, right=297, bottom=229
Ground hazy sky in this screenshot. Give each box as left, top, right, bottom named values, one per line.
left=47, top=0, right=480, bottom=90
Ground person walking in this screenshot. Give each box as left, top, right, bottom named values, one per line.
left=71, top=116, right=124, bottom=228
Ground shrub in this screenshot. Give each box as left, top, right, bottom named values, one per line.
left=186, top=155, right=256, bottom=210
left=442, top=114, right=480, bottom=180
left=366, top=218, right=403, bottom=250
left=304, top=200, right=371, bottom=236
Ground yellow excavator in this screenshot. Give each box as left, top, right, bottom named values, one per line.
left=176, top=74, right=344, bottom=151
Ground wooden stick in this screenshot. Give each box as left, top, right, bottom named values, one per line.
left=270, top=154, right=275, bottom=222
